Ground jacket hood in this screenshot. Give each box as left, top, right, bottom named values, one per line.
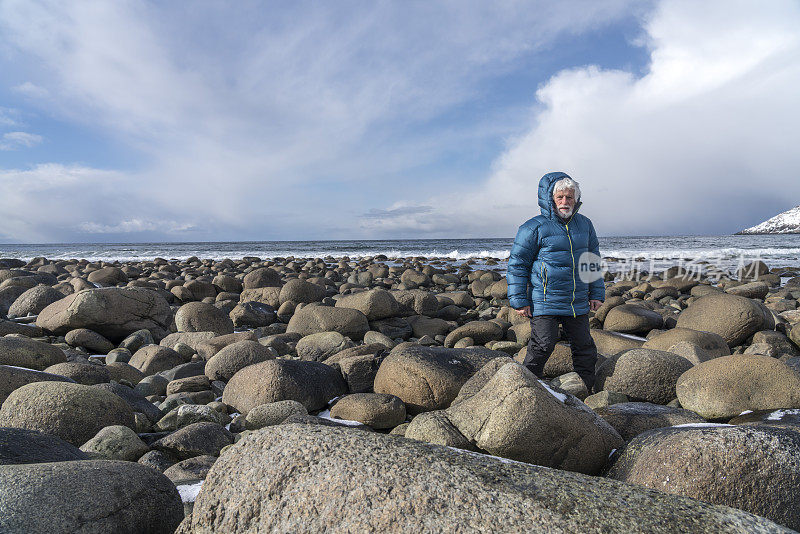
left=538, top=171, right=581, bottom=221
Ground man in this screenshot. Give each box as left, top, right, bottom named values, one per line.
left=506, top=171, right=605, bottom=391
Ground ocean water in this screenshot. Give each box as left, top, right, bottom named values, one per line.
left=1, top=234, right=799, bottom=273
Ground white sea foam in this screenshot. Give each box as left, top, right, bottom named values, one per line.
left=2, top=236, right=798, bottom=272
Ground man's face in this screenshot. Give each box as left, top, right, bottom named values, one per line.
left=553, top=189, right=576, bottom=219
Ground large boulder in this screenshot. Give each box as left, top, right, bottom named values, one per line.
left=0, top=427, right=88, bottom=465
left=594, top=402, right=706, bottom=441
left=222, top=359, right=347, bottom=414
left=129, top=344, right=186, bottom=376
left=0, top=336, right=66, bottom=370
left=438, top=291, right=474, bottom=308
left=174, top=301, right=234, bottom=336
left=195, top=331, right=258, bottom=360
left=0, top=381, right=135, bottom=446
left=120, top=328, right=155, bottom=353
left=444, top=320, right=504, bottom=348
left=369, top=317, right=413, bottom=339
left=242, top=267, right=281, bottom=289
left=407, top=315, right=453, bottom=339
left=0, top=364, right=74, bottom=404
left=595, top=349, right=694, bottom=405
left=79, top=425, right=149, bottom=461
left=325, top=345, right=386, bottom=393
left=287, top=305, right=369, bottom=341
left=726, top=281, right=770, bottom=300
left=0, top=286, right=27, bottom=316
left=213, top=274, right=242, bottom=294
left=152, top=422, right=233, bottom=460
left=444, top=362, right=623, bottom=474
left=642, top=327, right=730, bottom=358
left=295, top=331, right=354, bottom=362
left=64, top=327, right=115, bottom=354
left=591, top=329, right=645, bottom=356
left=391, top=289, right=439, bottom=316
left=676, top=354, right=800, bottom=419
left=239, top=286, right=281, bottom=308
left=230, top=301, right=276, bottom=328
left=87, top=266, right=129, bottom=286
left=204, top=340, right=274, bottom=382
left=0, top=317, right=44, bottom=337
left=44, top=361, right=110, bottom=385
left=403, top=410, right=476, bottom=450
left=183, top=424, right=786, bottom=533
left=36, top=287, right=171, bottom=342
left=245, top=400, right=308, bottom=429
left=603, top=304, right=664, bottom=334
left=162, top=454, right=217, bottom=483
left=183, top=279, right=217, bottom=301
left=94, top=382, right=163, bottom=424
left=0, top=460, right=183, bottom=534
left=373, top=342, right=501, bottom=414
left=606, top=425, right=800, bottom=531
left=279, top=278, right=326, bottom=305
left=400, top=269, right=431, bottom=288
left=7, top=284, right=65, bottom=318
left=160, top=331, right=217, bottom=351
left=335, top=289, right=399, bottom=320
left=676, top=293, right=767, bottom=347
left=106, top=361, right=145, bottom=384
left=329, top=393, right=406, bottom=429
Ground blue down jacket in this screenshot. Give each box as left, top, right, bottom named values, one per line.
left=507, top=172, right=605, bottom=317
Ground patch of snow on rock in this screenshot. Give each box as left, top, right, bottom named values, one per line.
left=0, top=364, right=38, bottom=371
left=766, top=409, right=800, bottom=421
left=176, top=481, right=203, bottom=503
left=447, top=447, right=533, bottom=467
left=538, top=380, right=567, bottom=403
left=316, top=409, right=364, bottom=427
left=672, top=423, right=733, bottom=428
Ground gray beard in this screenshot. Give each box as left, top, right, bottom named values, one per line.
left=558, top=208, right=574, bottom=219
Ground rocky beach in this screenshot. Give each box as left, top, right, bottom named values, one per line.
left=1, top=250, right=800, bottom=533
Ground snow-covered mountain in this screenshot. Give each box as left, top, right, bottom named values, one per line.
left=737, top=205, right=800, bottom=234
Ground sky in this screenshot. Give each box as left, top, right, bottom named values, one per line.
left=0, top=0, right=798, bottom=243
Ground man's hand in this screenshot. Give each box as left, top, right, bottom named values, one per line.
left=589, top=300, right=603, bottom=312
left=515, top=306, right=532, bottom=318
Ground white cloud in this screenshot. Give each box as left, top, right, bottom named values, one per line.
left=0, top=131, right=43, bottom=150
left=382, top=0, right=800, bottom=237
left=0, top=0, right=642, bottom=241
left=78, top=219, right=197, bottom=234
left=0, top=107, right=19, bottom=126
left=0, top=164, right=198, bottom=242
left=11, top=81, right=50, bottom=99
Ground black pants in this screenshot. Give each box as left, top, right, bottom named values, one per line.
left=523, top=314, right=597, bottom=390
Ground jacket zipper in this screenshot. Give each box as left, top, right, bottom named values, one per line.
left=542, top=264, right=548, bottom=301
left=565, top=222, right=576, bottom=317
